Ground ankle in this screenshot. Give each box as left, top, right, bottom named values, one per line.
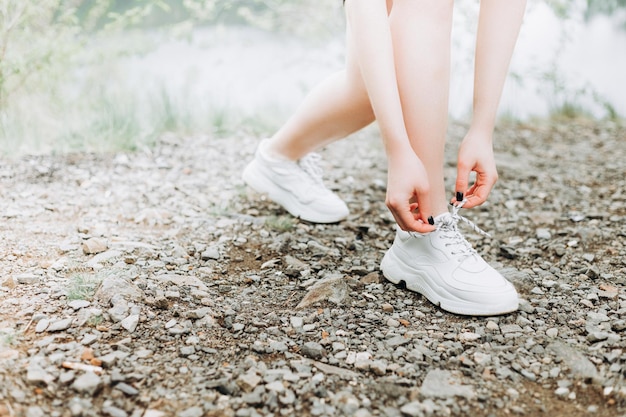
left=262, top=139, right=295, bottom=162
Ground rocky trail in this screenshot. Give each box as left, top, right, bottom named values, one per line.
left=1, top=120, right=625, bottom=417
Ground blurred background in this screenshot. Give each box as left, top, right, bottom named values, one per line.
left=0, top=0, right=624, bottom=156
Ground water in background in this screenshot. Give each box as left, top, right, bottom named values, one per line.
left=127, top=2, right=626, bottom=122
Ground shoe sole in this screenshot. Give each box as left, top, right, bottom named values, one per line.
left=380, top=249, right=518, bottom=316
left=242, top=159, right=348, bottom=224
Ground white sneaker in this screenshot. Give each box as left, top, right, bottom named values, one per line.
left=380, top=208, right=519, bottom=316
left=242, top=139, right=349, bottom=223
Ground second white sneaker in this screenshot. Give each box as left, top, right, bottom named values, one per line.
left=380, top=211, right=519, bottom=316
left=242, top=139, right=349, bottom=223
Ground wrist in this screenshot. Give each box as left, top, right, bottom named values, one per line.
left=464, top=124, right=494, bottom=145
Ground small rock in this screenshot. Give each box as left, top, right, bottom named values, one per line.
left=237, top=372, right=262, bottom=393
left=290, top=316, right=304, bottom=328
left=361, top=272, right=380, bottom=284
left=95, top=277, right=142, bottom=304
left=1, top=276, right=16, bottom=288
left=201, top=247, right=220, bottom=260
left=486, top=321, right=500, bottom=331
left=387, top=318, right=400, bottom=328
left=420, top=369, right=475, bottom=399
left=370, top=360, right=387, bottom=376
left=80, top=334, right=98, bottom=346
left=180, top=346, right=195, bottom=357
left=35, top=319, right=50, bottom=333
left=121, top=315, right=139, bottom=333
left=354, top=352, right=372, bottom=370
left=536, top=228, right=552, bottom=239
left=114, top=382, right=139, bottom=396
left=26, top=366, right=54, bottom=385
left=82, top=238, right=108, bottom=254
left=47, top=318, right=73, bottom=332
left=302, top=342, right=325, bottom=360
left=25, top=407, right=45, bottom=417
left=459, top=332, right=481, bottom=343
left=265, top=380, right=285, bottom=393
left=555, top=387, right=570, bottom=398
left=68, top=300, right=90, bottom=310
left=15, top=274, right=40, bottom=285
left=381, top=303, right=394, bottom=313
left=102, top=405, right=127, bottom=417
left=546, top=328, right=558, bottom=338
left=178, top=407, right=203, bottom=417
left=296, top=274, right=348, bottom=309
left=185, top=307, right=212, bottom=319
left=386, top=335, right=410, bottom=347
left=71, top=372, right=102, bottom=395
left=400, top=402, right=423, bottom=417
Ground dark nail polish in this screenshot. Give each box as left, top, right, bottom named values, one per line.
left=456, top=191, right=464, bottom=202
left=428, top=216, right=434, bottom=225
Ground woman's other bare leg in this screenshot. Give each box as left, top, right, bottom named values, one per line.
left=266, top=20, right=375, bottom=161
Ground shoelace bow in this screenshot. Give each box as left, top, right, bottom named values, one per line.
left=298, top=153, right=324, bottom=185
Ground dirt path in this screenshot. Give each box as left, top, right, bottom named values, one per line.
left=1, top=120, right=625, bottom=417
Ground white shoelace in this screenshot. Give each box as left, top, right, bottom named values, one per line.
left=298, top=153, right=324, bottom=185
left=409, top=199, right=490, bottom=259
left=449, top=200, right=491, bottom=238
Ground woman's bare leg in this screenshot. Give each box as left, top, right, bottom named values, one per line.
left=266, top=20, right=375, bottom=161
left=389, top=0, right=454, bottom=216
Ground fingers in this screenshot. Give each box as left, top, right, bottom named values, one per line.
left=387, top=198, right=435, bottom=233
left=453, top=163, right=471, bottom=205
left=453, top=172, right=498, bottom=209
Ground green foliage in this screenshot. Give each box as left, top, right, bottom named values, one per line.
left=586, top=0, right=626, bottom=24
left=0, top=0, right=339, bottom=156
left=66, top=272, right=102, bottom=301
left=265, top=215, right=295, bottom=232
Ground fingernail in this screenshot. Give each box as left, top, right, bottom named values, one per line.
left=456, top=192, right=464, bottom=202
left=428, top=216, right=434, bottom=225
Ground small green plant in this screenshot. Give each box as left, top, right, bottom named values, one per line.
left=66, top=273, right=102, bottom=301
left=265, top=215, right=295, bottom=232
left=87, top=314, right=104, bottom=327
left=0, top=330, right=15, bottom=347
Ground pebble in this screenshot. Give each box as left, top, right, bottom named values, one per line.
left=16, top=274, right=41, bottom=285
left=302, top=342, right=325, bottom=360
left=68, top=300, right=91, bottom=310
left=546, top=328, right=559, bottom=338
left=102, top=405, right=128, bottom=417
left=121, top=314, right=139, bottom=333
left=47, top=318, right=73, bottom=332
left=35, top=319, right=50, bottom=333
left=290, top=317, right=304, bottom=328
left=201, top=247, right=220, bottom=260
left=71, top=372, right=102, bottom=395
left=82, top=237, right=108, bottom=254
left=296, top=275, right=348, bottom=309
left=114, top=382, right=139, bottom=396
left=420, top=369, right=475, bottom=399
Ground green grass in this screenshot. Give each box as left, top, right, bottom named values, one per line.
left=265, top=215, right=295, bottom=232
left=87, top=315, right=104, bottom=327
left=0, top=330, right=15, bottom=347
left=66, top=273, right=103, bottom=301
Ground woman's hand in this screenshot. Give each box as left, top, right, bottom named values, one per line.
left=386, top=151, right=436, bottom=233
left=453, top=133, right=498, bottom=209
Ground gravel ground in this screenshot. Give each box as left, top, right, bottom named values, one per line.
left=0, top=119, right=625, bottom=417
